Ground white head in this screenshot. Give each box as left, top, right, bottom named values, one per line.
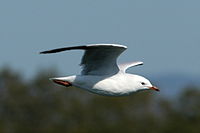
left=132, top=75, right=159, bottom=92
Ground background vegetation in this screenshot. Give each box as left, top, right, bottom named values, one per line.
left=0, top=67, right=200, bottom=133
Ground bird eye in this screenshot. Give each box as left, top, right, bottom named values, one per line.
left=141, top=82, right=145, bottom=85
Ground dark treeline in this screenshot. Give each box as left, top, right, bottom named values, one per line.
left=0, top=67, right=200, bottom=133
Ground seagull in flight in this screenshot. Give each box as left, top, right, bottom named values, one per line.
left=40, top=44, right=159, bottom=96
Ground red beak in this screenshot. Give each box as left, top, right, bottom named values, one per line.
left=149, top=86, right=159, bottom=91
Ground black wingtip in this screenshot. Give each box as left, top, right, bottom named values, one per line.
left=39, top=46, right=88, bottom=55
left=39, top=51, right=48, bottom=54
left=39, top=50, right=57, bottom=54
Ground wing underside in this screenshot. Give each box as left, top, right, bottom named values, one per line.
left=40, top=44, right=127, bottom=75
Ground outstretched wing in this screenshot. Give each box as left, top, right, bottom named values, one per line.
left=40, top=44, right=127, bottom=75
left=119, top=61, right=143, bottom=73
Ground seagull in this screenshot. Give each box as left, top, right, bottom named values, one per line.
left=40, top=44, right=159, bottom=96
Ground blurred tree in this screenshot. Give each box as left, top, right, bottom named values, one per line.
left=0, top=67, right=200, bottom=133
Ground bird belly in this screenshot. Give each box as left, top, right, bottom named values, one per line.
left=73, top=74, right=135, bottom=96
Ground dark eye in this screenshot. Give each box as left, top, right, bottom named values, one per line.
left=141, top=82, right=145, bottom=85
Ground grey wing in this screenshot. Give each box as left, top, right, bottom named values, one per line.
left=40, top=44, right=127, bottom=75
left=118, top=61, right=143, bottom=73
left=80, top=44, right=127, bottom=75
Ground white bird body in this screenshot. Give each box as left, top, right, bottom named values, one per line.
left=51, top=73, right=152, bottom=96
left=41, top=44, right=159, bottom=96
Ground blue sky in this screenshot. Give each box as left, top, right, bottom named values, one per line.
left=0, top=0, right=200, bottom=78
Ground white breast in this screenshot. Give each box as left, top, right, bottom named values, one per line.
left=73, top=73, right=137, bottom=96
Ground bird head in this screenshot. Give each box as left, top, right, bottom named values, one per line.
left=133, top=75, right=159, bottom=92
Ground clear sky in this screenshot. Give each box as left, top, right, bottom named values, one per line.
left=0, top=0, right=200, bottom=78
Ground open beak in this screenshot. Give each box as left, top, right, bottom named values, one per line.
left=51, top=79, right=72, bottom=87
left=149, top=86, right=159, bottom=91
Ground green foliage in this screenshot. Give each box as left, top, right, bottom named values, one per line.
left=0, top=67, right=200, bottom=133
